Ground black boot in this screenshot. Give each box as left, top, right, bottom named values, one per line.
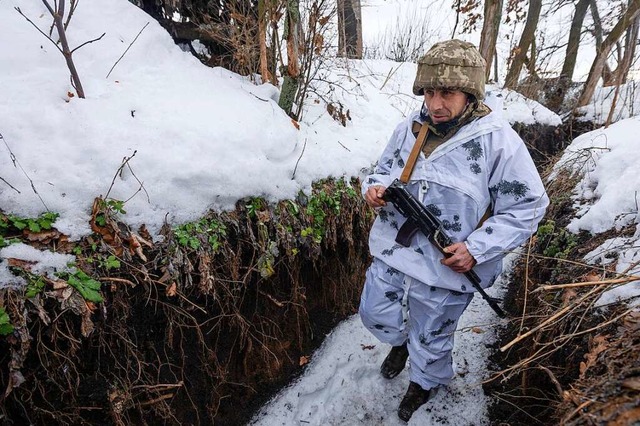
left=380, top=342, right=409, bottom=379
left=397, top=381, right=432, bottom=422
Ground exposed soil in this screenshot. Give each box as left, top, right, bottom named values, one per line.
left=484, top=119, right=640, bottom=426
left=0, top=178, right=373, bottom=426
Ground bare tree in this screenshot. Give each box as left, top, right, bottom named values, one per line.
left=479, top=0, right=504, bottom=80
left=16, top=0, right=104, bottom=98
left=560, top=0, right=590, bottom=81
left=544, top=0, right=590, bottom=111
left=504, top=0, right=543, bottom=89
left=337, top=0, right=362, bottom=58
left=604, top=13, right=640, bottom=86
left=589, top=0, right=617, bottom=82
left=576, top=0, right=640, bottom=107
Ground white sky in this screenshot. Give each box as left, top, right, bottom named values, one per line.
left=1, top=0, right=639, bottom=423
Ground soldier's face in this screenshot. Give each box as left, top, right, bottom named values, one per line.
left=423, top=88, right=469, bottom=124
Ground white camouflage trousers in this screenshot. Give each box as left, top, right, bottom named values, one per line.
left=359, top=258, right=473, bottom=391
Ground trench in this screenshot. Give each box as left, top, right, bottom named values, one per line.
left=0, top=119, right=594, bottom=425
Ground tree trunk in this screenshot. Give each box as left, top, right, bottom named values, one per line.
left=479, top=0, right=503, bottom=81
left=545, top=0, right=589, bottom=111
left=504, top=0, right=542, bottom=89
left=560, top=0, right=590, bottom=80
left=589, top=0, right=614, bottom=83
left=605, top=14, right=640, bottom=86
left=337, top=0, right=362, bottom=59
left=278, top=0, right=301, bottom=117
left=258, top=0, right=276, bottom=85
left=576, top=0, right=640, bottom=107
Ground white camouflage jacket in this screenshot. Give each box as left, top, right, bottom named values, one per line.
left=362, top=108, right=549, bottom=293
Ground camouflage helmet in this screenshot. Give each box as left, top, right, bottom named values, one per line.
left=413, top=39, right=486, bottom=100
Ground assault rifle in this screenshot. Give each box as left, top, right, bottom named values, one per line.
left=382, top=179, right=506, bottom=318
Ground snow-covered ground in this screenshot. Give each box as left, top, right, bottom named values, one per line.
left=250, top=255, right=517, bottom=426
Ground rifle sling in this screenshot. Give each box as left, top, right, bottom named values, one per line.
left=399, top=122, right=429, bottom=184
left=395, top=121, right=492, bottom=246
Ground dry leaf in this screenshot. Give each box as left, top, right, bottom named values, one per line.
left=166, top=282, right=177, bottom=297
left=361, top=344, right=375, bottom=350
left=24, top=229, right=62, bottom=242
left=6, top=258, right=36, bottom=270
left=583, top=273, right=601, bottom=282
left=472, top=327, right=484, bottom=334
left=299, top=355, right=309, bottom=366
left=67, top=91, right=75, bottom=98
left=81, top=309, right=95, bottom=337
left=291, top=119, right=300, bottom=130
left=85, top=301, right=97, bottom=312
left=580, top=334, right=609, bottom=377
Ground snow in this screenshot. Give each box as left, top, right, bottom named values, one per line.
left=1, top=0, right=640, bottom=424
left=251, top=255, right=516, bottom=426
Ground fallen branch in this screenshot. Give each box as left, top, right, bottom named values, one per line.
left=533, top=275, right=640, bottom=292
left=500, top=286, right=600, bottom=352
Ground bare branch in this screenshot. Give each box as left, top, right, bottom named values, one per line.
left=0, top=176, right=20, bottom=194
left=106, top=22, right=149, bottom=79
left=0, top=132, right=49, bottom=211
left=63, top=0, right=79, bottom=31
left=70, top=32, right=105, bottom=54
left=14, top=7, right=64, bottom=54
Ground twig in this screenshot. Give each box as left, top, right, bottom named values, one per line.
left=15, top=7, right=64, bottom=54
left=533, top=275, right=640, bottom=292
left=104, top=150, right=137, bottom=200
left=123, top=161, right=150, bottom=203
left=379, top=65, right=400, bottom=90
left=0, top=132, right=49, bottom=210
left=336, top=140, right=351, bottom=152
left=71, top=32, right=106, bottom=54
left=538, top=365, right=563, bottom=396
left=561, top=400, right=593, bottom=425
left=40, top=0, right=88, bottom=98
left=106, top=22, right=149, bottom=79
left=500, top=286, right=600, bottom=352
left=138, top=392, right=174, bottom=407
left=0, top=176, right=20, bottom=193
left=131, top=381, right=184, bottom=391
left=63, top=0, right=79, bottom=31
left=99, top=277, right=137, bottom=287
left=291, top=138, right=307, bottom=180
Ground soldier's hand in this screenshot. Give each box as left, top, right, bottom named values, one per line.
left=365, top=185, right=387, bottom=208
left=441, top=242, right=477, bottom=273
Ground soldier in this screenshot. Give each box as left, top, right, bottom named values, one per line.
left=359, top=39, right=548, bottom=422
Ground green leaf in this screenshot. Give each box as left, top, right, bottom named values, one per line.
left=0, top=307, right=14, bottom=336
left=67, top=273, right=103, bottom=302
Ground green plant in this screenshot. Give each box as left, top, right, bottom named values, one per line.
left=25, top=275, right=46, bottom=298
left=173, top=217, right=227, bottom=252
left=0, top=212, right=59, bottom=234
left=101, top=255, right=121, bottom=270
left=301, top=179, right=358, bottom=244
left=537, top=220, right=578, bottom=259
left=246, top=197, right=266, bottom=219
left=95, top=198, right=126, bottom=226
left=0, top=235, right=18, bottom=248
left=0, top=307, right=14, bottom=335
left=57, top=269, right=104, bottom=303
